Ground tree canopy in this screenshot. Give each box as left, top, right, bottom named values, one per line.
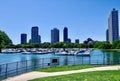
left=0, top=30, right=11, bottom=52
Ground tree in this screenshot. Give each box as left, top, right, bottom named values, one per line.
left=0, top=30, right=11, bottom=52
left=112, top=40, right=120, bottom=49
left=98, top=41, right=112, bottom=49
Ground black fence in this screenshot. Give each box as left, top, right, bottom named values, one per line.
left=0, top=57, right=120, bottom=80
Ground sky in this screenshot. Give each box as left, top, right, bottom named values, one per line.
left=0, top=0, right=120, bottom=44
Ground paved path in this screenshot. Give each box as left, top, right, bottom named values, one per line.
left=3, top=66, right=120, bottom=81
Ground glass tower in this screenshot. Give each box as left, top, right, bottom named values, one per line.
left=108, top=8, right=119, bottom=43
left=31, top=26, right=41, bottom=43
left=63, top=27, right=68, bottom=42
left=106, top=29, right=109, bottom=41
left=75, top=39, right=79, bottom=44
left=21, top=33, right=27, bottom=44
left=51, top=28, right=59, bottom=43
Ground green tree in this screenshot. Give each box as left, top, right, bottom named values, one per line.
left=98, top=41, right=112, bottom=49
left=0, top=30, right=11, bottom=52
left=112, top=40, right=120, bottom=49
left=41, top=42, right=50, bottom=48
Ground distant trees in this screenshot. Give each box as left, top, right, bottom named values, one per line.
left=92, top=41, right=112, bottom=49
left=2, top=41, right=115, bottom=49
left=0, top=30, right=120, bottom=50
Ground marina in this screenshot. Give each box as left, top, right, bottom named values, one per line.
left=1, top=48, right=92, bottom=56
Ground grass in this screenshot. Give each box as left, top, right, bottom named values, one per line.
left=29, top=70, right=120, bottom=81
left=35, top=65, right=97, bottom=72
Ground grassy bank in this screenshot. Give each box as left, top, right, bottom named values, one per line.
left=35, top=65, right=97, bottom=72
left=29, top=70, right=120, bottom=81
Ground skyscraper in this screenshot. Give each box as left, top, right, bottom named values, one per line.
left=51, top=28, right=59, bottom=43
left=108, top=8, right=119, bottom=43
left=75, top=39, right=79, bottom=44
left=21, top=33, right=27, bottom=44
left=31, top=26, right=41, bottom=43
left=106, top=29, right=109, bottom=41
left=67, top=38, right=71, bottom=43
left=63, top=27, right=68, bottom=42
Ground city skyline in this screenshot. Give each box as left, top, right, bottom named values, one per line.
left=0, top=0, right=120, bottom=44
left=21, top=27, right=80, bottom=44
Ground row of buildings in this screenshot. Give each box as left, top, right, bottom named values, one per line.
left=106, top=8, right=119, bottom=43
left=21, top=8, right=119, bottom=44
left=21, top=27, right=80, bottom=44
left=21, top=26, right=41, bottom=44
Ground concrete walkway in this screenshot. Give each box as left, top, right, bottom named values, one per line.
left=3, top=66, right=120, bottom=81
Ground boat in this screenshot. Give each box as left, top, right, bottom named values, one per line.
left=22, top=51, right=31, bottom=54
left=1, top=49, right=20, bottom=53
left=55, top=51, right=69, bottom=56
left=76, top=49, right=92, bottom=56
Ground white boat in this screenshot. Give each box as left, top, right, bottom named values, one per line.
left=22, top=51, right=31, bottom=54
left=76, top=49, right=92, bottom=56
left=55, top=51, right=69, bottom=55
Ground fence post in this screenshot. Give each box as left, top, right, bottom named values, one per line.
left=16, top=62, right=18, bottom=75
left=50, top=58, right=52, bottom=67
left=82, top=55, right=83, bottom=64
left=97, top=60, right=98, bottom=65
left=58, top=57, right=60, bottom=66
left=34, top=59, right=36, bottom=70
left=5, top=64, right=8, bottom=78
left=103, top=54, right=105, bottom=65
left=0, top=65, right=1, bottom=75
left=89, top=56, right=91, bottom=64
left=42, top=58, right=44, bottom=68
left=26, top=60, right=27, bottom=72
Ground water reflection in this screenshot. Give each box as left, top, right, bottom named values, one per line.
left=0, top=50, right=120, bottom=65
left=105, top=50, right=120, bottom=64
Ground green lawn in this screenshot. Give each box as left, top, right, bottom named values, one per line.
left=35, top=65, right=96, bottom=72
left=29, top=70, right=120, bottom=81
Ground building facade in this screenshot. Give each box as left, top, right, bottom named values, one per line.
left=106, top=29, right=109, bottom=41
left=31, top=26, right=41, bottom=43
left=21, top=33, right=27, bottom=44
left=75, top=39, right=79, bottom=44
left=67, top=38, right=71, bottom=43
left=108, top=8, right=119, bottom=43
left=63, top=27, right=68, bottom=42
left=51, top=28, right=59, bottom=43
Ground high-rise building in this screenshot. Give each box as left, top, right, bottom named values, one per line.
left=31, top=26, right=41, bottom=43
left=75, top=39, right=79, bottom=44
left=51, top=28, right=59, bottom=43
left=68, top=38, right=71, bottom=43
left=38, top=35, right=41, bottom=43
left=21, top=33, right=27, bottom=44
left=106, top=29, right=109, bottom=41
left=63, top=27, right=68, bottom=42
left=108, top=8, right=119, bottom=43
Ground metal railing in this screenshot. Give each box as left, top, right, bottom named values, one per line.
left=0, top=57, right=120, bottom=80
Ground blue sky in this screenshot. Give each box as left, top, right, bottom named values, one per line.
left=0, top=0, right=120, bottom=44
